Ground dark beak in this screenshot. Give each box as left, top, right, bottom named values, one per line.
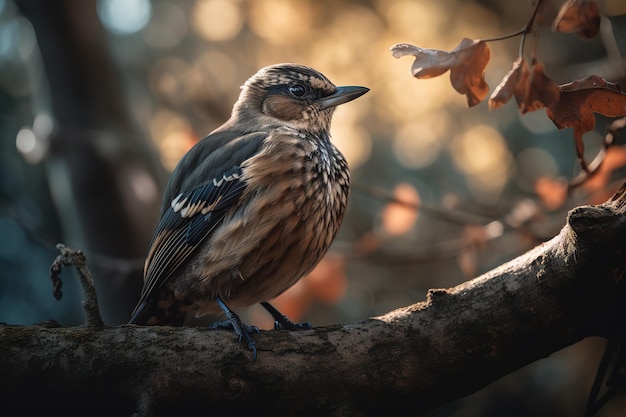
left=317, top=85, right=369, bottom=109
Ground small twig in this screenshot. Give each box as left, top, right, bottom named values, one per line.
left=49, top=243, right=104, bottom=328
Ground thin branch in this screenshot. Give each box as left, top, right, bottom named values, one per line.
left=481, top=0, right=546, bottom=58
left=50, top=244, right=104, bottom=327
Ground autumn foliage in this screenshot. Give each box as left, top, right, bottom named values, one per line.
left=391, top=0, right=626, bottom=188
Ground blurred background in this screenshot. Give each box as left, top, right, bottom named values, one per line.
left=1, top=0, right=625, bottom=415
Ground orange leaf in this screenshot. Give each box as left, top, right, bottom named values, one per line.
left=546, top=75, right=626, bottom=146
left=517, top=60, right=560, bottom=114
left=552, top=0, right=601, bottom=39
left=391, top=38, right=491, bottom=107
left=489, top=57, right=528, bottom=109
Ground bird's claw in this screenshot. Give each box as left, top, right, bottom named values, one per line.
left=273, top=320, right=312, bottom=331
left=261, top=301, right=313, bottom=331
left=209, top=318, right=260, bottom=359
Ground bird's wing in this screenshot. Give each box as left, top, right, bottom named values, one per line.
left=129, top=131, right=267, bottom=323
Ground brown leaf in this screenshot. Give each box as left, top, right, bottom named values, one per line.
left=517, top=60, right=560, bottom=114
left=489, top=57, right=528, bottom=109
left=391, top=38, right=491, bottom=107
left=449, top=39, right=491, bottom=107
left=390, top=43, right=453, bottom=79
left=546, top=75, right=626, bottom=144
left=552, top=0, right=601, bottom=39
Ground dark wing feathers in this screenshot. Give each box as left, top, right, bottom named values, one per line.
left=182, top=167, right=246, bottom=245
left=129, top=131, right=267, bottom=323
left=161, top=130, right=268, bottom=215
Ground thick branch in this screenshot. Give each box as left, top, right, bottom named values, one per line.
left=2, top=186, right=626, bottom=416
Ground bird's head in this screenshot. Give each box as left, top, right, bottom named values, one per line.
left=231, top=63, right=369, bottom=133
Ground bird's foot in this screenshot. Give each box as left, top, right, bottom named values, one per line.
left=260, top=301, right=312, bottom=331
left=213, top=295, right=260, bottom=359
left=273, top=318, right=312, bottom=331
left=209, top=318, right=260, bottom=358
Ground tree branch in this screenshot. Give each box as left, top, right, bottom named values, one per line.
left=2, top=184, right=626, bottom=416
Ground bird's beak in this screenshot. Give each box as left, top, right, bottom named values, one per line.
left=317, top=85, right=369, bottom=109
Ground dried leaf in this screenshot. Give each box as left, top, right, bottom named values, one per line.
left=546, top=75, right=626, bottom=166
left=512, top=60, right=531, bottom=108
left=489, top=57, right=528, bottom=109
left=517, top=60, right=560, bottom=114
left=390, top=43, right=452, bottom=78
left=552, top=0, right=601, bottom=39
left=391, top=38, right=491, bottom=107
left=449, top=39, right=491, bottom=107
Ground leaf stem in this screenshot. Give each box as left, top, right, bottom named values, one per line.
left=482, top=28, right=526, bottom=43
left=520, top=0, right=545, bottom=57
left=481, top=0, right=546, bottom=58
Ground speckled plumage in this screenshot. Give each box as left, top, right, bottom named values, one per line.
left=129, top=63, right=368, bottom=354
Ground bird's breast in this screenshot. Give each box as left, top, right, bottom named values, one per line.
left=189, top=129, right=350, bottom=308
left=241, top=130, right=350, bottom=232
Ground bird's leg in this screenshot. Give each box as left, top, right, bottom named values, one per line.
left=260, top=301, right=312, bottom=331
left=210, top=295, right=260, bottom=359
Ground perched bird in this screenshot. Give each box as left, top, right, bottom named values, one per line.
left=129, top=63, right=368, bottom=357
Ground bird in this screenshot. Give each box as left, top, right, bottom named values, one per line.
left=129, top=63, right=369, bottom=357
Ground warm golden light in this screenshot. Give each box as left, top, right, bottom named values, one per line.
left=450, top=124, right=514, bottom=200
left=192, top=0, right=243, bottom=41
left=248, top=0, right=315, bottom=45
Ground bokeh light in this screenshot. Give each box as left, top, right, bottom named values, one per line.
left=192, top=0, right=244, bottom=42
left=149, top=109, right=196, bottom=170
left=515, top=147, right=558, bottom=191
left=97, top=0, right=152, bottom=35
left=143, top=2, right=187, bottom=48
left=248, top=0, right=315, bottom=45
left=0, top=17, right=18, bottom=62
left=450, top=124, right=514, bottom=201
left=392, top=113, right=451, bottom=169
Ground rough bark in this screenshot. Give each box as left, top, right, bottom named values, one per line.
left=2, top=184, right=626, bottom=416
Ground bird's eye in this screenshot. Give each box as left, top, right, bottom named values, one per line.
left=288, top=84, right=307, bottom=98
